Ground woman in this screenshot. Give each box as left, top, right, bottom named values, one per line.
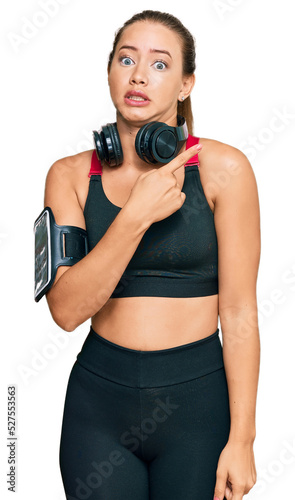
left=44, top=10, right=260, bottom=500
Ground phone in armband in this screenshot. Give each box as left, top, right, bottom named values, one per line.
left=34, top=207, right=88, bottom=302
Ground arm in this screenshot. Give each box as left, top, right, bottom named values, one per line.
left=44, top=159, right=149, bottom=332
left=212, top=147, right=260, bottom=499
left=214, top=147, right=261, bottom=444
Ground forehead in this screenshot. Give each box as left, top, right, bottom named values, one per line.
left=117, top=21, right=182, bottom=57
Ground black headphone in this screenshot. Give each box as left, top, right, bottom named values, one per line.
left=93, top=115, right=188, bottom=167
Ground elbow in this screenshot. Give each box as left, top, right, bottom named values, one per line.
left=58, top=316, right=78, bottom=332
left=46, top=293, right=79, bottom=332
left=53, top=311, right=79, bottom=332
left=52, top=307, right=80, bottom=332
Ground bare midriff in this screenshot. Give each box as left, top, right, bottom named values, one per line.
left=91, top=294, right=219, bottom=350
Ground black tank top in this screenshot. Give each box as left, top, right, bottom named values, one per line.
left=83, top=135, right=218, bottom=298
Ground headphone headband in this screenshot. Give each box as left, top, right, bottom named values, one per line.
left=175, top=115, right=188, bottom=141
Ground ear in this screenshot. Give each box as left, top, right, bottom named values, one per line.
left=107, top=59, right=113, bottom=84
left=178, top=73, right=195, bottom=101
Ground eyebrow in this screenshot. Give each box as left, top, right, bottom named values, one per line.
left=118, top=45, right=172, bottom=59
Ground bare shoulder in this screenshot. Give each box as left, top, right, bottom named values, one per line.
left=45, top=148, right=93, bottom=186
left=198, top=137, right=257, bottom=205
left=44, top=149, right=94, bottom=226
left=198, top=137, right=252, bottom=169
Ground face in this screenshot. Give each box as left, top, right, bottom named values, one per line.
left=108, top=21, right=195, bottom=128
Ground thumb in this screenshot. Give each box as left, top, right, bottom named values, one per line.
left=213, top=470, right=227, bottom=500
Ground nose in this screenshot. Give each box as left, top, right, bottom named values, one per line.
left=129, top=61, right=148, bottom=86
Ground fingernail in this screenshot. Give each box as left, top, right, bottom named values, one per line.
left=193, top=143, right=202, bottom=149
left=214, top=497, right=220, bottom=500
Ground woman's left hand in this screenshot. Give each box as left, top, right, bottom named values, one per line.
left=213, top=440, right=257, bottom=500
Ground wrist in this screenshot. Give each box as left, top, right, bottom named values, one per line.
left=228, top=428, right=256, bottom=445
left=120, top=202, right=151, bottom=235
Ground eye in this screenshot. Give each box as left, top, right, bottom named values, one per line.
left=120, top=56, right=134, bottom=66
left=153, top=60, right=167, bottom=71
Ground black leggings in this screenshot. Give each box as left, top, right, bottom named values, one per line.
left=59, top=326, right=231, bottom=500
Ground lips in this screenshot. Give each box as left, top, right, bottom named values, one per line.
left=125, top=90, right=150, bottom=102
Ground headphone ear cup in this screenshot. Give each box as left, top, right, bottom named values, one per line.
left=153, top=129, right=178, bottom=162
left=135, top=122, right=179, bottom=164
left=135, top=122, right=161, bottom=164
left=93, top=123, right=123, bottom=167
left=107, top=123, right=123, bottom=166
left=93, top=129, right=106, bottom=163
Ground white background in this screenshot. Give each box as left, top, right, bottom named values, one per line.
left=1, top=0, right=295, bottom=498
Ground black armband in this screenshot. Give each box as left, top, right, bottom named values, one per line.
left=34, top=206, right=88, bottom=302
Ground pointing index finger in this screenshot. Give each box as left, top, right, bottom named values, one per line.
left=161, top=144, right=202, bottom=174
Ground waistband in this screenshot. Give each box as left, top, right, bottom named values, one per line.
left=76, top=326, right=224, bottom=388
left=110, top=275, right=219, bottom=298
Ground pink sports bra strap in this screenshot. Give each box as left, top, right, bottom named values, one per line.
left=88, top=135, right=200, bottom=177
left=185, top=135, right=200, bottom=166
left=89, top=150, right=103, bottom=177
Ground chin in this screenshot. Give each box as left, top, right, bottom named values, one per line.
left=117, top=109, right=154, bottom=128
left=118, top=106, right=168, bottom=128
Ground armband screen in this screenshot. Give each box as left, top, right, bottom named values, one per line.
left=34, top=207, right=88, bottom=302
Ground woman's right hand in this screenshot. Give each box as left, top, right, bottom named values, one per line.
left=125, top=143, right=202, bottom=226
